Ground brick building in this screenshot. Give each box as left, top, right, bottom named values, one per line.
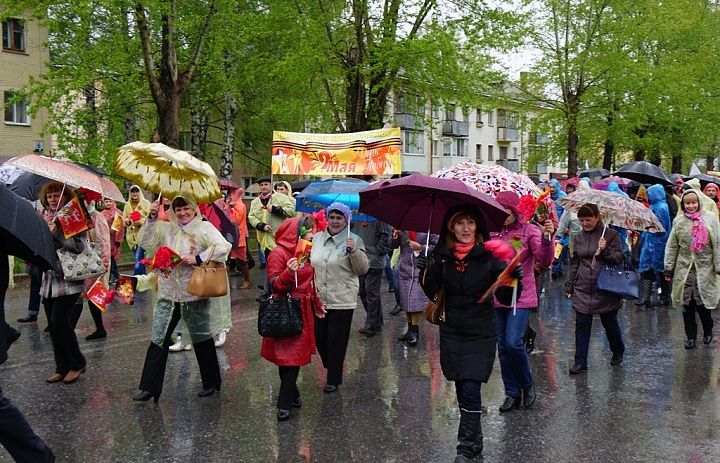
left=1, top=13, right=50, bottom=157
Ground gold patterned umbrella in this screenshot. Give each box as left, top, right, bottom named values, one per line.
left=114, top=142, right=221, bottom=203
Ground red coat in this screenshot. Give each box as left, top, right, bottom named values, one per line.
left=260, top=218, right=322, bottom=366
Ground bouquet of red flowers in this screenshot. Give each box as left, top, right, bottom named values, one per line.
left=129, top=210, right=142, bottom=222
left=140, top=246, right=182, bottom=278
left=478, top=238, right=523, bottom=307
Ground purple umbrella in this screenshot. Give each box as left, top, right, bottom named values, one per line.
left=592, top=175, right=637, bottom=192
left=359, top=173, right=508, bottom=236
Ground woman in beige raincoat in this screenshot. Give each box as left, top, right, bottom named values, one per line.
left=131, top=195, right=231, bottom=402
left=665, top=190, right=720, bottom=349
left=122, top=185, right=151, bottom=274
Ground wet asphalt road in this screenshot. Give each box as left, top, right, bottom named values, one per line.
left=1, top=269, right=720, bottom=462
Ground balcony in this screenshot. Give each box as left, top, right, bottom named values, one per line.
left=442, top=120, right=469, bottom=137
left=497, top=127, right=519, bottom=143
left=394, top=112, right=420, bottom=130
left=496, top=158, right=520, bottom=172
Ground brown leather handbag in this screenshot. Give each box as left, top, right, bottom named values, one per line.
left=188, top=261, right=229, bottom=297
left=424, top=288, right=445, bottom=325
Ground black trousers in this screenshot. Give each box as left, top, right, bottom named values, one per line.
left=359, top=268, right=384, bottom=331
left=72, top=299, right=105, bottom=332
left=139, top=302, right=221, bottom=395
left=27, top=265, right=43, bottom=316
left=574, top=309, right=624, bottom=367
left=0, top=388, right=54, bottom=463
left=277, top=366, right=300, bottom=410
left=45, top=294, right=85, bottom=374
left=314, top=310, right=354, bottom=386
left=683, top=298, right=714, bottom=340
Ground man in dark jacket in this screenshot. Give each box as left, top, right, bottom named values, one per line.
left=351, top=220, right=391, bottom=336
left=0, top=254, right=55, bottom=462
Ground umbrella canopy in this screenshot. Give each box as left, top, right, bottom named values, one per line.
left=115, top=141, right=221, bottom=203
left=9, top=171, right=125, bottom=204
left=0, top=160, right=23, bottom=185
left=433, top=161, right=542, bottom=198
left=0, top=183, right=58, bottom=270
left=290, top=179, right=314, bottom=193
left=218, top=178, right=241, bottom=191
left=683, top=173, right=720, bottom=188
left=558, top=189, right=665, bottom=232
left=613, top=161, right=672, bottom=186
left=359, top=173, right=508, bottom=234
left=592, top=175, right=638, bottom=192
left=296, top=179, right=375, bottom=222
left=578, top=168, right=610, bottom=179
left=6, top=155, right=125, bottom=202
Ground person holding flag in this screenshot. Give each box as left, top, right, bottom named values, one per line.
left=102, top=197, right=125, bottom=285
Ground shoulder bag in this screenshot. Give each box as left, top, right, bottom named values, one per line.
left=595, top=255, right=639, bottom=300
left=424, top=261, right=447, bottom=325
left=257, top=278, right=303, bottom=337
left=187, top=244, right=229, bottom=297
left=57, top=237, right=105, bottom=282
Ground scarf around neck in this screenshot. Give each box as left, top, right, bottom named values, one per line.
left=684, top=211, right=709, bottom=253
left=453, top=240, right=476, bottom=261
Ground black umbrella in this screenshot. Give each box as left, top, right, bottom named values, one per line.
left=578, top=168, right=610, bottom=178
left=683, top=173, right=720, bottom=188
left=289, top=179, right=315, bottom=193
left=613, top=161, right=672, bottom=186
left=0, top=183, right=58, bottom=271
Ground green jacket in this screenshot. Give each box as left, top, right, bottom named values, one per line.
left=664, top=211, right=720, bottom=309
left=248, top=193, right=296, bottom=252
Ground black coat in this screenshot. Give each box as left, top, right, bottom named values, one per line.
left=420, top=242, right=506, bottom=383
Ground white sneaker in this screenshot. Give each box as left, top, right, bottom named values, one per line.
left=214, top=330, right=227, bottom=348
left=169, top=336, right=184, bottom=352
left=183, top=343, right=192, bottom=351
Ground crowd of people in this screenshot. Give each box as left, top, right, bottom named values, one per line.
left=4, top=172, right=720, bottom=463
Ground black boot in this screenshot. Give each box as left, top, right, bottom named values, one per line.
left=456, top=410, right=482, bottom=461
left=398, top=322, right=412, bottom=341
left=634, top=279, right=652, bottom=307
left=406, top=325, right=419, bottom=347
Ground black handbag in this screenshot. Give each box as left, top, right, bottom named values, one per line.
left=258, top=290, right=303, bottom=338
left=595, top=256, right=639, bottom=300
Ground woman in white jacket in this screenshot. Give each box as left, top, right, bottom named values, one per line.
left=132, top=195, right=231, bottom=402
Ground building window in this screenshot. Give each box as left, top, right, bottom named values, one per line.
left=513, top=147, right=518, bottom=157
left=488, top=145, right=494, bottom=161
left=475, top=144, right=483, bottom=162
left=445, top=104, right=456, bottom=121
left=402, top=129, right=424, bottom=154
left=432, top=107, right=440, bottom=119
left=432, top=139, right=439, bottom=157
left=497, top=109, right=518, bottom=129
left=487, top=110, right=494, bottom=126
left=4, top=91, right=28, bottom=124
left=499, top=146, right=508, bottom=160
left=475, top=109, right=483, bottom=127
left=2, top=19, right=25, bottom=52
left=442, top=138, right=453, bottom=157
left=456, top=139, right=468, bottom=157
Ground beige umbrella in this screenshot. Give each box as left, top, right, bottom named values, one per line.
left=246, top=183, right=261, bottom=194
left=114, top=142, right=221, bottom=203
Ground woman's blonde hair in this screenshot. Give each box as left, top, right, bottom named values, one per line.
left=38, top=181, right=75, bottom=209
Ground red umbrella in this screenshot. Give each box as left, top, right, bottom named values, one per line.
left=359, top=173, right=508, bottom=234
left=219, top=178, right=241, bottom=191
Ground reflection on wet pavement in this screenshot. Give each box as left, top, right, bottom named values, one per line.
left=1, top=272, right=720, bottom=462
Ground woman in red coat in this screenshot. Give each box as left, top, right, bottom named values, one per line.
left=261, top=216, right=324, bottom=421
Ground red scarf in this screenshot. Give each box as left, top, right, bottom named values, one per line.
left=453, top=240, right=476, bottom=260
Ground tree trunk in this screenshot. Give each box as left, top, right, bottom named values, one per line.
left=220, top=90, right=239, bottom=179
left=345, top=47, right=366, bottom=132
left=602, top=139, right=613, bottom=171
left=706, top=155, right=715, bottom=171
left=671, top=154, right=682, bottom=173
left=156, top=96, right=181, bottom=148
left=567, top=124, right=579, bottom=177
left=190, top=96, right=208, bottom=160
left=634, top=148, right=645, bottom=161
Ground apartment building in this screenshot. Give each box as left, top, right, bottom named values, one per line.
left=1, top=14, right=51, bottom=157
left=392, top=90, right=563, bottom=178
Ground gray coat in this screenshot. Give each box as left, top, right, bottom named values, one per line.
left=392, top=232, right=437, bottom=313
left=566, top=223, right=625, bottom=314
left=350, top=221, right=391, bottom=269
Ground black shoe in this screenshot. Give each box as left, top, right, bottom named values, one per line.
left=523, top=386, right=536, bottom=408
left=17, top=314, right=38, bottom=323
left=389, top=304, right=402, bottom=316
left=291, top=397, right=302, bottom=408
left=323, top=384, right=338, bottom=394
left=610, top=355, right=623, bottom=366
left=406, top=325, right=419, bottom=347
left=525, top=328, right=537, bottom=354
left=398, top=330, right=412, bottom=341
left=85, top=330, right=107, bottom=340
left=453, top=456, right=472, bottom=463
left=277, top=409, right=291, bottom=421
left=388, top=287, right=394, bottom=293
left=569, top=364, right=588, bottom=375
left=132, top=390, right=159, bottom=403
left=358, top=327, right=377, bottom=337
left=703, top=334, right=713, bottom=345
left=198, top=385, right=220, bottom=397
left=684, top=339, right=697, bottom=349
left=634, top=299, right=650, bottom=307
left=7, top=328, right=20, bottom=348
left=44, top=326, right=50, bottom=332
left=498, top=396, right=521, bottom=413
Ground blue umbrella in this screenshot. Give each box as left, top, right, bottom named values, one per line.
left=295, top=179, right=376, bottom=222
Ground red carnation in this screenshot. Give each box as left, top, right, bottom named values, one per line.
left=130, top=211, right=142, bottom=222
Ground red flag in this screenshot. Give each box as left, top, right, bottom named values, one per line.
left=87, top=279, right=114, bottom=312
left=115, top=274, right=137, bottom=305
left=56, top=196, right=93, bottom=238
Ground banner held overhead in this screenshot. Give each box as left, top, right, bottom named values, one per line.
left=271, top=127, right=402, bottom=176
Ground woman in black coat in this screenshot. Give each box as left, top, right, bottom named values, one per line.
left=419, top=204, right=512, bottom=463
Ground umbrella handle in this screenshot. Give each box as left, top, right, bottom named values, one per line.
left=51, top=182, right=68, bottom=221
left=345, top=223, right=352, bottom=254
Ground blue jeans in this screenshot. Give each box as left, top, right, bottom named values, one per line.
left=574, top=309, right=624, bottom=367
left=133, top=246, right=146, bottom=275
left=392, top=265, right=401, bottom=306
left=496, top=308, right=533, bottom=398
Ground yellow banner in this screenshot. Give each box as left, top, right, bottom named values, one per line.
left=272, top=128, right=402, bottom=176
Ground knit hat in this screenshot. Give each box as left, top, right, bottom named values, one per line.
left=326, top=202, right=352, bottom=223
left=495, top=191, right=521, bottom=217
